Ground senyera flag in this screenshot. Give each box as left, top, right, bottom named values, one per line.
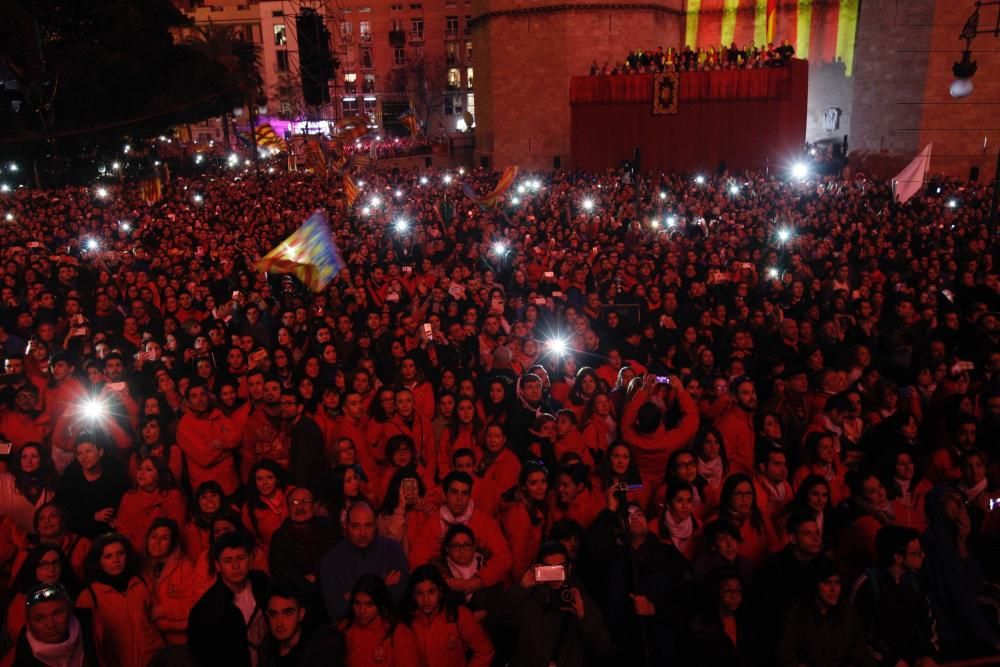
left=463, top=166, right=519, bottom=209
left=256, top=210, right=344, bottom=292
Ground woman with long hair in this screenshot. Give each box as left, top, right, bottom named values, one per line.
left=775, top=474, right=835, bottom=549
left=881, top=449, right=932, bottom=532
left=578, top=391, right=618, bottom=465
left=144, top=518, right=198, bottom=645
left=691, top=427, right=728, bottom=511
left=13, top=503, right=90, bottom=582
left=0, top=441, right=57, bottom=534
left=395, top=356, right=436, bottom=422
left=381, top=388, right=435, bottom=479
left=180, top=480, right=227, bottom=561
left=241, top=460, right=289, bottom=560
left=116, top=456, right=186, bottom=552
left=793, top=431, right=850, bottom=506
left=404, top=564, right=494, bottom=667
left=5, top=544, right=79, bottom=641
left=437, top=397, right=482, bottom=479
left=499, top=461, right=549, bottom=582
left=327, top=463, right=367, bottom=530
left=377, top=467, right=435, bottom=555
left=340, top=573, right=418, bottom=667
left=565, top=367, right=602, bottom=422
left=480, top=379, right=511, bottom=427
left=651, top=480, right=702, bottom=561
left=77, top=533, right=164, bottom=667
left=475, top=424, right=520, bottom=502
left=836, top=471, right=899, bottom=585
left=654, top=449, right=709, bottom=521
left=128, top=416, right=184, bottom=488
left=377, top=435, right=433, bottom=505
left=708, top=473, right=777, bottom=567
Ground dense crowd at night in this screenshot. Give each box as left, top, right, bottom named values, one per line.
left=591, top=41, right=796, bottom=75
left=0, top=161, right=996, bottom=667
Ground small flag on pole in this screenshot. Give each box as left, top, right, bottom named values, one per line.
left=400, top=112, right=419, bottom=137
left=256, top=210, right=344, bottom=292
left=892, top=143, right=932, bottom=204
left=138, top=177, right=162, bottom=206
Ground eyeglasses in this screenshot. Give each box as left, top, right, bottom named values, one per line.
left=731, top=490, right=754, bottom=498
left=37, top=559, right=61, bottom=570
left=447, top=541, right=475, bottom=551
left=289, top=498, right=314, bottom=507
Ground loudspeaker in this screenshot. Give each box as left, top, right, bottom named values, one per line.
left=297, top=10, right=334, bottom=106
left=970, top=166, right=980, bottom=182
left=553, top=156, right=561, bottom=169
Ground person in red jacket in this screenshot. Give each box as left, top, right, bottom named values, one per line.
left=76, top=533, right=164, bottom=667
left=499, top=461, right=549, bottom=583
left=176, top=381, right=242, bottom=499
left=241, top=460, right=290, bottom=559
left=548, top=462, right=604, bottom=530
left=396, top=357, right=436, bottom=423
left=115, top=456, right=186, bottom=552
left=340, top=573, right=419, bottom=667
left=144, top=518, right=198, bottom=645
left=331, top=391, right=380, bottom=482
left=404, top=564, right=494, bottom=667
left=382, top=389, right=436, bottom=482
left=621, top=374, right=700, bottom=487
left=475, top=424, right=519, bottom=504
left=715, top=377, right=758, bottom=475
left=579, top=392, right=617, bottom=463
left=753, top=446, right=793, bottom=524
left=407, top=471, right=511, bottom=592
left=554, top=410, right=593, bottom=468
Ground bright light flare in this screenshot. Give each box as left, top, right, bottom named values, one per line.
left=96, top=187, right=109, bottom=199
left=659, top=191, right=667, bottom=200
left=4, top=212, right=13, bottom=222
left=947, top=199, right=958, bottom=209
left=492, top=241, right=507, bottom=256
left=582, top=198, right=594, bottom=211
left=458, top=168, right=465, bottom=175
left=650, top=219, right=659, bottom=228
left=357, top=180, right=366, bottom=188
left=394, top=189, right=403, bottom=198
left=119, top=221, right=131, bottom=231
left=791, top=162, right=809, bottom=180
left=547, top=338, right=569, bottom=357
left=369, top=196, right=382, bottom=207
left=767, top=267, right=780, bottom=279
left=511, top=197, right=520, bottom=205
left=666, top=215, right=677, bottom=227
left=419, top=176, right=429, bottom=185
left=517, top=185, right=526, bottom=194
left=729, top=183, right=740, bottom=195
left=529, top=180, right=541, bottom=191
left=8, top=163, right=18, bottom=173
left=82, top=398, right=108, bottom=421
left=361, top=206, right=371, bottom=216
left=443, top=175, right=453, bottom=184
left=0, top=184, right=9, bottom=193
left=777, top=228, right=792, bottom=244
left=111, top=162, right=120, bottom=171
left=695, top=175, right=706, bottom=185
left=394, top=219, right=409, bottom=233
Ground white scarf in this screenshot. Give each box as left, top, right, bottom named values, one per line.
left=960, top=478, right=988, bottom=502
left=26, top=616, right=84, bottom=667
left=664, top=510, right=694, bottom=553
left=698, top=456, right=724, bottom=488
left=447, top=554, right=484, bottom=602
left=439, top=501, right=475, bottom=534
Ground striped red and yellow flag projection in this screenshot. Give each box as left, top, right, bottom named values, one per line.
left=684, top=0, right=860, bottom=75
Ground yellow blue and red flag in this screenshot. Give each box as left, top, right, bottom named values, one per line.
left=256, top=210, right=344, bottom=292
left=463, top=166, right=519, bottom=209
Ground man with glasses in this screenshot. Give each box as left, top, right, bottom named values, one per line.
left=269, top=487, right=337, bottom=585
left=851, top=525, right=939, bottom=666
left=279, top=388, right=325, bottom=496
left=10, top=583, right=101, bottom=666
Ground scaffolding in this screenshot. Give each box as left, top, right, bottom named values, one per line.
left=280, top=0, right=349, bottom=125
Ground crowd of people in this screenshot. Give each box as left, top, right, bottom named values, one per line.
left=591, top=41, right=796, bottom=75
left=0, top=158, right=994, bottom=667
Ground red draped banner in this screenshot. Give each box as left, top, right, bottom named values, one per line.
left=570, top=60, right=808, bottom=173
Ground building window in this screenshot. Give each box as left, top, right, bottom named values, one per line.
left=410, top=18, right=423, bottom=39
left=390, top=3, right=402, bottom=10
left=444, top=95, right=462, bottom=115
left=465, top=41, right=472, bottom=62
left=446, top=0, right=456, bottom=6
left=466, top=67, right=473, bottom=89
left=465, top=16, right=472, bottom=35
left=358, top=6, right=371, bottom=12
left=360, top=21, right=371, bottom=41
left=364, top=73, right=376, bottom=93
left=409, top=3, right=422, bottom=9
left=276, top=50, right=289, bottom=72
left=447, top=68, right=461, bottom=90
left=344, top=72, right=357, bottom=93
left=393, top=47, right=407, bottom=65
left=343, top=97, right=359, bottom=114
left=446, top=16, right=459, bottom=38
left=272, top=10, right=284, bottom=16
left=466, top=93, right=475, bottom=117
left=340, top=21, right=352, bottom=38
left=363, top=97, right=377, bottom=114
left=391, top=18, right=404, bottom=32
left=446, top=42, right=459, bottom=66
left=362, top=49, right=373, bottom=69
left=273, top=25, right=287, bottom=45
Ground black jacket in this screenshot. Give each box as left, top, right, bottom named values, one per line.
left=269, top=517, right=339, bottom=582
left=188, top=571, right=271, bottom=667
left=777, top=600, right=878, bottom=667
left=689, top=609, right=758, bottom=667
left=288, top=416, right=326, bottom=497
left=851, top=567, right=938, bottom=664
left=54, top=456, right=129, bottom=539
left=12, top=608, right=100, bottom=667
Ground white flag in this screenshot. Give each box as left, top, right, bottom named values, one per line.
left=892, top=143, right=932, bottom=204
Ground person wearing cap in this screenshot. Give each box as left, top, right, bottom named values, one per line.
left=5, top=583, right=102, bottom=667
